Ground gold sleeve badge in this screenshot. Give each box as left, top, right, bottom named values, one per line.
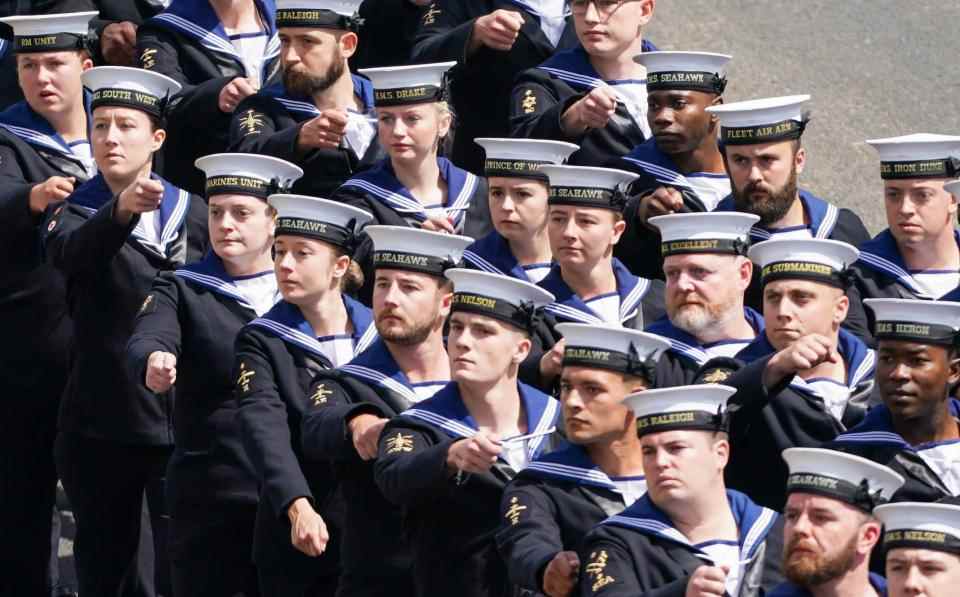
left=311, top=384, right=332, bottom=406
left=585, top=550, right=616, bottom=592
left=385, top=432, right=414, bottom=454
left=140, top=48, right=157, bottom=70
left=504, top=496, right=527, bottom=526
left=521, top=89, right=538, bottom=114
left=236, top=362, right=256, bottom=394
left=238, top=110, right=266, bottom=136
left=423, top=4, right=441, bottom=26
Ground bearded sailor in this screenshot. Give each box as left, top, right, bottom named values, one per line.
left=228, top=0, right=384, bottom=197
left=42, top=65, right=208, bottom=597
left=0, top=11, right=97, bottom=595
left=233, top=194, right=375, bottom=596
left=496, top=323, right=669, bottom=597
left=464, top=137, right=578, bottom=283
left=577, top=384, right=783, bottom=596
left=136, top=0, right=282, bottom=193
left=828, top=298, right=960, bottom=503
left=374, top=268, right=560, bottom=597
left=300, top=225, right=471, bottom=597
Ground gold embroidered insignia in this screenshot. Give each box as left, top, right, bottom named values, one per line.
left=236, top=361, right=256, bottom=393
left=311, top=384, right=332, bottom=406
left=238, top=109, right=266, bottom=136
left=504, top=496, right=527, bottom=526
left=702, top=368, right=732, bottom=384
left=521, top=89, right=538, bottom=114
left=585, top=550, right=616, bottom=592
left=423, top=4, right=441, bottom=25
left=139, top=294, right=154, bottom=315
left=140, top=48, right=158, bottom=70
left=385, top=432, right=414, bottom=454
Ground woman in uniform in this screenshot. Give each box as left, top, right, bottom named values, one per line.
left=126, top=153, right=303, bottom=597
left=232, top=194, right=376, bottom=596
left=43, top=66, right=207, bottom=596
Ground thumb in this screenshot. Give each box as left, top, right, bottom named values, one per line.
left=162, top=353, right=177, bottom=370
left=719, top=564, right=730, bottom=576
left=565, top=551, right=580, bottom=569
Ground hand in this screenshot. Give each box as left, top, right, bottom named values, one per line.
left=543, top=551, right=580, bottom=597
left=349, top=413, right=389, bottom=461
left=116, top=177, right=164, bottom=225
left=685, top=565, right=729, bottom=597
left=296, top=109, right=349, bottom=151
left=420, top=216, right=456, bottom=234
left=102, top=22, right=138, bottom=66
left=287, top=497, right=329, bottom=557
left=219, top=77, right=257, bottom=113
left=638, top=186, right=684, bottom=224
left=446, top=430, right=502, bottom=475
left=29, top=176, right=75, bottom=214
left=539, top=339, right=566, bottom=384
left=145, top=351, right=177, bottom=393
left=469, top=9, right=524, bottom=54
left=561, top=86, right=618, bottom=136
left=763, top=334, right=838, bottom=389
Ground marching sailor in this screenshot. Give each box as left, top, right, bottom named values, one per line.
left=875, top=501, right=960, bottom=597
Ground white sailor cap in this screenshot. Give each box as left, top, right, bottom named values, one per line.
left=865, top=298, right=960, bottom=346
left=866, top=133, right=960, bottom=180
left=749, top=238, right=859, bottom=289
left=706, top=94, right=810, bottom=146
left=634, top=51, right=731, bottom=95
left=875, top=502, right=960, bottom=556
left=474, top=138, right=579, bottom=181
left=83, top=66, right=181, bottom=119
left=359, top=61, right=456, bottom=108
left=556, top=323, right=669, bottom=381
left=445, top=269, right=554, bottom=331
left=946, top=180, right=960, bottom=197
left=783, top=447, right=904, bottom=512
left=0, top=11, right=97, bottom=53
left=195, top=153, right=303, bottom=199
left=650, top=212, right=759, bottom=258
left=539, top=165, right=639, bottom=211
left=268, top=195, right=372, bottom=249
left=623, top=384, right=736, bottom=437
left=275, top=0, right=364, bottom=30
left=364, top=225, right=472, bottom=276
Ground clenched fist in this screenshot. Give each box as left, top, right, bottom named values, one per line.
left=219, top=77, right=257, bottom=113
left=469, top=9, right=524, bottom=54
left=115, top=177, right=163, bottom=225
left=287, top=497, right=329, bottom=557
left=296, top=109, right=349, bottom=151
left=561, top=86, right=619, bottom=136
left=446, top=430, right=502, bottom=475
left=29, top=175, right=75, bottom=214
left=145, top=351, right=177, bottom=393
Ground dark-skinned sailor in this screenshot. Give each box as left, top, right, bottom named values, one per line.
left=374, top=268, right=560, bottom=597
left=577, top=384, right=784, bottom=597
left=496, top=323, right=669, bottom=597
left=828, top=298, right=960, bottom=503
left=300, top=225, right=471, bottom=597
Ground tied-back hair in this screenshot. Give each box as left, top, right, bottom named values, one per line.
left=436, top=100, right=456, bottom=158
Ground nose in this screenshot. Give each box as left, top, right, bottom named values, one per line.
left=747, top=163, right=764, bottom=184
left=389, top=119, right=407, bottom=138
left=887, top=360, right=911, bottom=381
left=380, top=281, right=401, bottom=308
left=560, top=217, right=578, bottom=239
left=790, top=512, right=812, bottom=536
left=583, top=0, right=601, bottom=23
left=563, top=387, right=584, bottom=410
left=103, top=122, right=121, bottom=145
left=499, top=193, right=516, bottom=212
left=901, top=565, right=924, bottom=593
left=674, top=271, right=696, bottom=293
left=281, top=42, right=299, bottom=65
left=898, top=196, right=917, bottom=217
left=652, top=108, right=674, bottom=129
left=276, top=250, right=295, bottom=272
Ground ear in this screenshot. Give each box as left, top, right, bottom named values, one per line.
left=610, top=216, right=627, bottom=245
left=338, top=31, right=358, bottom=58
left=332, top=252, right=351, bottom=280
left=859, top=520, right=882, bottom=554
left=150, top=127, right=166, bottom=152
left=438, top=286, right=454, bottom=319
left=948, top=354, right=960, bottom=387
left=834, top=293, right=849, bottom=326
left=946, top=184, right=958, bottom=216
left=737, top=257, right=753, bottom=290
left=794, top=146, right=806, bottom=176
left=513, top=333, right=532, bottom=364
left=437, top=108, right=452, bottom=139
left=715, top=436, right=730, bottom=469
left=81, top=56, right=94, bottom=71
left=638, top=0, right=655, bottom=25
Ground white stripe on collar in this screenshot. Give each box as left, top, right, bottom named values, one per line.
left=462, top=250, right=505, bottom=275
left=275, top=96, right=321, bottom=117
left=539, top=66, right=602, bottom=89
left=526, top=399, right=559, bottom=458
left=403, top=407, right=477, bottom=439
left=341, top=178, right=424, bottom=212
left=544, top=302, right=604, bottom=324
left=857, top=251, right=930, bottom=297
left=817, top=204, right=838, bottom=239
left=339, top=363, right=419, bottom=404
left=354, top=321, right=378, bottom=354
left=0, top=122, right=74, bottom=155
left=249, top=317, right=332, bottom=361
left=665, top=337, right=710, bottom=365
left=622, top=157, right=694, bottom=190
left=153, top=13, right=239, bottom=58
left=131, top=188, right=190, bottom=254
left=174, top=268, right=253, bottom=309
left=620, top=278, right=649, bottom=321
left=524, top=461, right=617, bottom=489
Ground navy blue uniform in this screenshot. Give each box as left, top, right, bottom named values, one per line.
left=126, top=252, right=270, bottom=597
left=43, top=173, right=207, bottom=597
left=374, top=382, right=561, bottom=597
left=234, top=298, right=377, bottom=596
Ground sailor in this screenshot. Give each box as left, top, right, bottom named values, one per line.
left=374, top=268, right=560, bottom=597
left=511, top=0, right=656, bottom=166
left=125, top=152, right=302, bottom=597
left=410, top=0, right=577, bottom=173
left=0, top=11, right=97, bottom=595
left=300, top=225, right=472, bottom=597
left=828, top=298, right=960, bottom=502
left=228, top=0, right=384, bottom=197
left=874, top=501, right=960, bottom=597
left=768, top=448, right=904, bottom=597
left=722, top=238, right=876, bottom=509
left=333, top=60, right=491, bottom=237
left=705, top=95, right=871, bottom=338
left=42, top=65, right=207, bottom=597
left=577, top=384, right=783, bottom=596
left=496, top=323, right=669, bottom=596
left=852, top=135, right=960, bottom=330
left=465, top=137, right=578, bottom=283
left=644, top=212, right=763, bottom=386
left=136, top=0, right=281, bottom=193
left=536, top=164, right=665, bottom=388
left=232, top=194, right=374, bottom=596
left=614, top=51, right=732, bottom=279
